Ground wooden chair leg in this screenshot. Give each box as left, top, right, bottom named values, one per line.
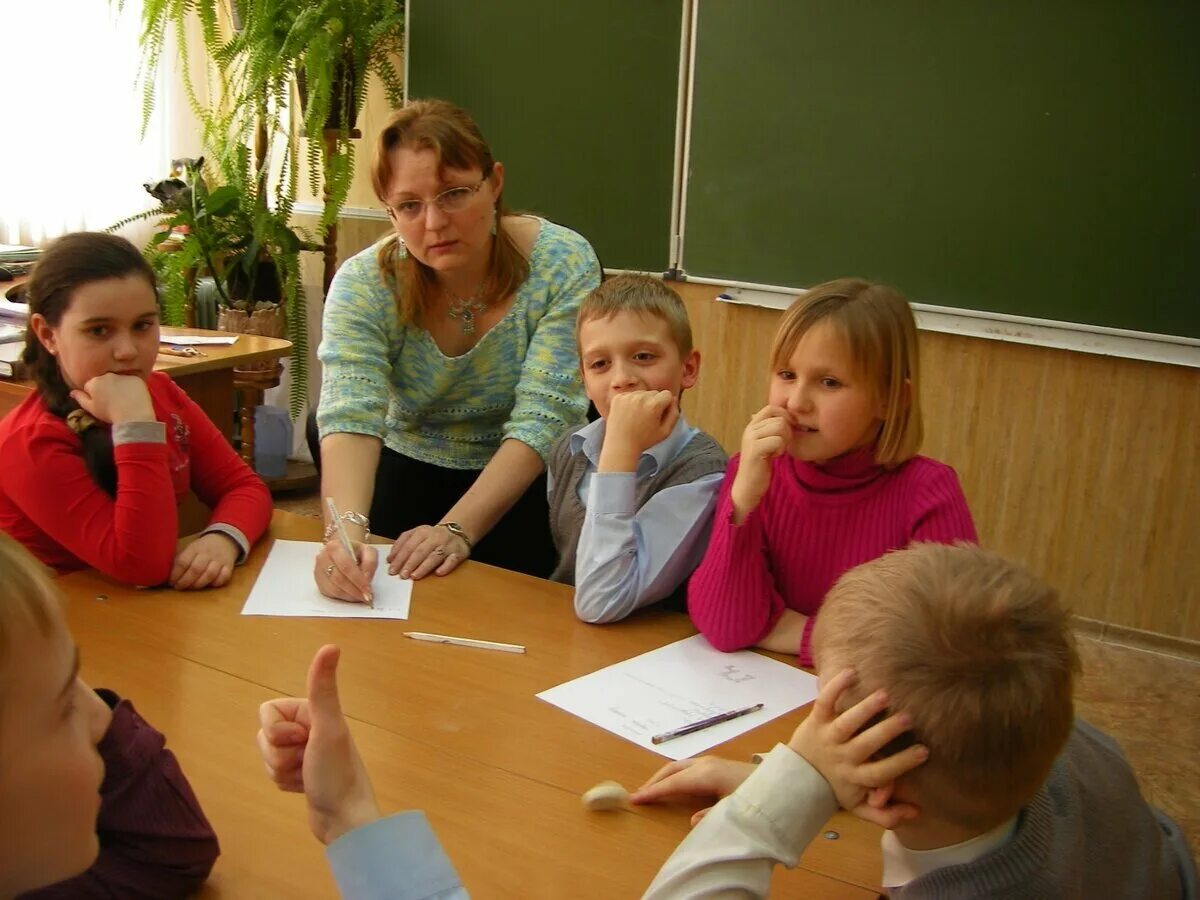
left=232, top=362, right=283, bottom=469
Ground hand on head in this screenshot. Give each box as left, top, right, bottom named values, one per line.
left=787, top=667, right=928, bottom=829
left=170, top=532, right=239, bottom=590
left=316, top=539, right=378, bottom=603
left=387, top=524, right=469, bottom=580
left=256, top=645, right=381, bottom=845
left=630, top=756, right=756, bottom=826
left=597, top=390, right=679, bottom=472
left=730, top=404, right=796, bottom=521
left=70, top=372, right=155, bottom=425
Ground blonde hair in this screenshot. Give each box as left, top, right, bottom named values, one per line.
left=0, top=535, right=59, bottom=678
left=772, top=278, right=922, bottom=468
left=813, top=543, right=1079, bottom=830
left=371, top=99, right=530, bottom=325
left=576, top=274, right=693, bottom=356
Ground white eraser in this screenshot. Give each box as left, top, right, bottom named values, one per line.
left=581, top=780, right=630, bottom=812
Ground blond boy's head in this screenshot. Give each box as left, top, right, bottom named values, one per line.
left=576, top=275, right=700, bottom=418
left=576, top=274, right=694, bottom=356
left=813, top=543, right=1079, bottom=830
left=0, top=535, right=57, bottom=664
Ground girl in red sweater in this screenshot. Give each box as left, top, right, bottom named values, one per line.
left=0, top=232, right=272, bottom=586
left=688, top=279, right=977, bottom=666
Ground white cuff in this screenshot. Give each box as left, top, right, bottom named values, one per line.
left=111, top=421, right=166, bottom=445
left=734, top=743, right=839, bottom=860
left=202, top=524, right=251, bottom=564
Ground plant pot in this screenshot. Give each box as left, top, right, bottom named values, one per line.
left=296, top=59, right=363, bottom=137
left=227, top=256, right=284, bottom=306
left=218, top=303, right=286, bottom=374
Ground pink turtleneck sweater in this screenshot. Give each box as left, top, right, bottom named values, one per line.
left=688, top=445, right=977, bottom=665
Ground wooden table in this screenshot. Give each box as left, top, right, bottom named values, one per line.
left=59, top=511, right=884, bottom=899
left=0, top=325, right=292, bottom=437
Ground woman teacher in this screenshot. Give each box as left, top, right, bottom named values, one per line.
left=314, top=100, right=599, bottom=600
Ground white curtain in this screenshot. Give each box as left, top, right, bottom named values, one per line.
left=0, top=1, right=201, bottom=247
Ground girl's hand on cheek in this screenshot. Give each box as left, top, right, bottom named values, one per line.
left=71, top=373, right=155, bottom=425
left=730, top=405, right=794, bottom=522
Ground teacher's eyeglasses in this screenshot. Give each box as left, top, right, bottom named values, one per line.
left=386, top=176, right=489, bottom=223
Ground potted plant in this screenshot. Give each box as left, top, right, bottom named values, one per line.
left=110, top=148, right=316, bottom=418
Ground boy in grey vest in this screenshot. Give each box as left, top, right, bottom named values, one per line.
left=547, top=275, right=727, bottom=623
left=638, top=543, right=1196, bottom=899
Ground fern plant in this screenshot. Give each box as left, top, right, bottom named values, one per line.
left=122, top=0, right=405, bottom=229
left=115, top=0, right=402, bottom=419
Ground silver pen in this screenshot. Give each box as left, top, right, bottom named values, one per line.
left=325, top=497, right=373, bottom=607
left=403, top=631, right=525, bottom=654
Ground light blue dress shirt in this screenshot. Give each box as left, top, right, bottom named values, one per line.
left=327, top=812, right=468, bottom=899
left=546, top=415, right=725, bottom=624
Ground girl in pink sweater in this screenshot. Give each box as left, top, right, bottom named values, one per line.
left=688, top=279, right=976, bottom=665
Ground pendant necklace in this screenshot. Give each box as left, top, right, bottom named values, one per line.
left=446, top=281, right=488, bottom=335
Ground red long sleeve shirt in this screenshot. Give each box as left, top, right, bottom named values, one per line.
left=688, top=445, right=978, bottom=664
left=0, top=372, right=272, bottom=583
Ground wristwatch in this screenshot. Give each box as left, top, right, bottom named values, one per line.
left=437, top=521, right=473, bottom=550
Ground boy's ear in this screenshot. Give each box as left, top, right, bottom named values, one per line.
left=680, top=349, right=701, bottom=391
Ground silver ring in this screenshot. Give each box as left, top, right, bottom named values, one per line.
left=324, top=564, right=336, bottom=578
left=433, top=547, right=447, bottom=557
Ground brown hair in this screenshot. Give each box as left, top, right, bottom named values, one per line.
left=771, top=278, right=922, bottom=468
left=813, top=543, right=1079, bottom=829
left=371, top=99, right=530, bottom=325
left=0, top=534, right=59, bottom=665
left=22, top=232, right=158, bottom=496
left=575, top=274, right=693, bottom=356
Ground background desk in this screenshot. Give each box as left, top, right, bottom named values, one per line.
left=60, top=511, right=883, bottom=899
left=0, top=327, right=292, bottom=435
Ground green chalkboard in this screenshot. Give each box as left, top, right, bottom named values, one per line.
left=683, top=2, right=1200, bottom=338
left=407, top=0, right=682, bottom=273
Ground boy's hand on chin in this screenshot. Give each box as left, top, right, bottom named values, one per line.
left=598, top=390, right=678, bottom=472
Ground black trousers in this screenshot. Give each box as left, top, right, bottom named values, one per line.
left=308, top=412, right=556, bottom=578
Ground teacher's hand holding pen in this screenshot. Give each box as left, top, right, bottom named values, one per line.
left=256, top=645, right=382, bottom=845
left=315, top=534, right=377, bottom=604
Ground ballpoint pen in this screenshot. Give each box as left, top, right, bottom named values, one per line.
left=650, top=703, right=765, bottom=745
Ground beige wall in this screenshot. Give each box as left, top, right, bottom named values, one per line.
left=304, top=216, right=1200, bottom=647
left=296, top=71, right=403, bottom=211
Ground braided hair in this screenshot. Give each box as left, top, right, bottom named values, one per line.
left=21, top=232, right=157, bottom=496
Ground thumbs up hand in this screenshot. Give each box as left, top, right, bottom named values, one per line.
left=256, top=645, right=382, bottom=844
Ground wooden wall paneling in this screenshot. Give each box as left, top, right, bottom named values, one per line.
left=672, top=282, right=1200, bottom=644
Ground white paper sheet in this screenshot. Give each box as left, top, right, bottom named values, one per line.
left=537, top=635, right=819, bottom=760
left=241, top=540, right=411, bottom=619
left=161, top=334, right=239, bottom=346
